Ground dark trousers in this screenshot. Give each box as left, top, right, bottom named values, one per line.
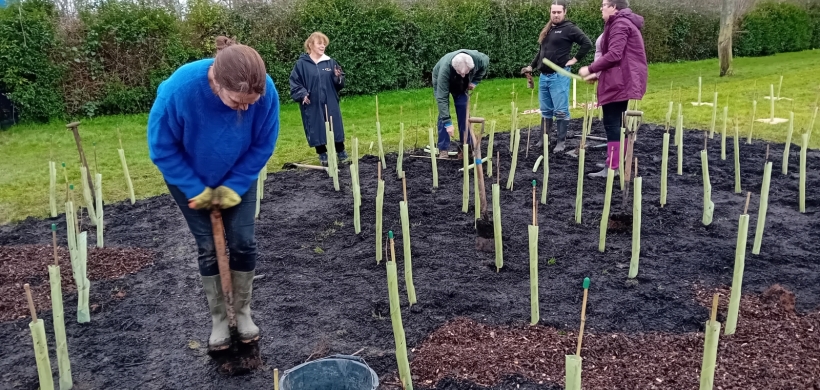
left=167, top=182, right=258, bottom=276
left=315, top=142, right=345, bottom=154
left=602, top=100, right=629, bottom=142
left=436, top=92, right=469, bottom=151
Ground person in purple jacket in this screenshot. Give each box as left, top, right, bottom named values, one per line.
left=147, top=36, right=280, bottom=351
left=578, top=0, right=647, bottom=178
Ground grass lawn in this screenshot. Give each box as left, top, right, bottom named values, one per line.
left=1, top=49, right=818, bottom=223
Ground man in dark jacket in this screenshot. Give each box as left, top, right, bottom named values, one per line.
left=433, top=49, right=489, bottom=159
left=579, top=0, right=647, bottom=178
left=523, top=0, right=592, bottom=153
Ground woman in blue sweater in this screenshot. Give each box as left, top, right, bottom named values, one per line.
left=148, top=36, right=280, bottom=351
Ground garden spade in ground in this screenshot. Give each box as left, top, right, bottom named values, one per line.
left=207, top=206, right=262, bottom=375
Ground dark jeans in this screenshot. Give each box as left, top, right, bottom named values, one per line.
left=602, top=100, right=629, bottom=142
left=436, top=92, right=469, bottom=151
left=315, top=142, right=345, bottom=154
left=167, top=182, right=258, bottom=276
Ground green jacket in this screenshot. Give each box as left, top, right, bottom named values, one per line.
left=432, top=49, right=489, bottom=125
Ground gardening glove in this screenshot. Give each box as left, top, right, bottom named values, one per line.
left=188, top=187, right=214, bottom=210
left=213, top=186, right=241, bottom=209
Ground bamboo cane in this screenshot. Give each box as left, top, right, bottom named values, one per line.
left=576, top=277, right=590, bottom=356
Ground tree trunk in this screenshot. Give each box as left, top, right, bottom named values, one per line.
left=719, top=0, right=735, bottom=77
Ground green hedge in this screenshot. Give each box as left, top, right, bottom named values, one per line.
left=0, top=0, right=818, bottom=121
left=735, top=1, right=814, bottom=57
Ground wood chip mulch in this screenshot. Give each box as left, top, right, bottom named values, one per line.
left=411, top=285, right=820, bottom=389
left=0, top=245, right=154, bottom=322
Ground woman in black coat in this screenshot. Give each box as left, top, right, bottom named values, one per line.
left=289, top=32, right=346, bottom=166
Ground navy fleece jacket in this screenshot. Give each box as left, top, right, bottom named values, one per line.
left=147, top=59, right=280, bottom=199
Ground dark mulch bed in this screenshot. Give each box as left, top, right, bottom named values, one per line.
left=0, top=245, right=155, bottom=321
left=0, top=118, right=818, bottom=389
left=413, top=285, right=820, bottom=389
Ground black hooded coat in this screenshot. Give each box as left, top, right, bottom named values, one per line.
left=289, top=53, right=345, bottom=147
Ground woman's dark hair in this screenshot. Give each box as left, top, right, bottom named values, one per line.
left=212, top=36, right=267, bottom=95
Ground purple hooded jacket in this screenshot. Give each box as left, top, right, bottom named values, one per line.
left=587, top=8, right=648, bottom=106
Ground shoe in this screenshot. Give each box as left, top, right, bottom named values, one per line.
left=587, top=167, right=619, bottom=178
left=201, top=275, right=231, bottom=351
left=535, top=118, right=553, bottom=148
left=553, top=120, right=569, bottom=153
left=232, top=270, right=260, bottom=343
left=318, top=153, right=328, bottom=167
left=438, top=150, right=449, bottom=159
left=337, top=151, right=348, bottom=162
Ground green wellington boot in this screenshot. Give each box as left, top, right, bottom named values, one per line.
left=231, top=270, right=261, bottom=343
left=201, top=275, right=231, bottom=351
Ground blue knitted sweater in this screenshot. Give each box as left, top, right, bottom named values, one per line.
left=148, top=59, right=280, bottom=199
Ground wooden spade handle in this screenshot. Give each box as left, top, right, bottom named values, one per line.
left=210, top=208, right=236, bottom=327
left=24, top=284, right=37, bottom=322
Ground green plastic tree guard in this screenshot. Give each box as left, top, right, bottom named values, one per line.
left=598, top=167, right=615, bottom=252
left=699, top=319, right=721, bottom=390
left=752, top=162, right=772, bottom=254
left=575, top=148, right=585, bottom=224
left=701, top=150, right=714, bottom=226
left=565, top=355, right=582, bottom=390
left=800, top=132, right=807, bottom=213
left=375, top=180, right=385, bottom=263
left=629, top=176, right=642, bottom=279
left=386, top=235, right=413, bottom=390
left=399, top=202, right=416, bottom=305
left=506, top=129, right=521, bottom=190
left=725, top=212, right=750, bottom=335
left=529, top=224, right=539, bottom=325
left=49, top=265, right=73, bottom=389
left=661, top=133, right=670, bottom=207
left=492, top=184, right=503, bottom=271
left=783, top=112, right=794, bottom=175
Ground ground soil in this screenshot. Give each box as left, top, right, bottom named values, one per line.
left=1, top=118, right=819, bottom=389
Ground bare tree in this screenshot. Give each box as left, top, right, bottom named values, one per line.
left=718, top=0, right=735, bottom=76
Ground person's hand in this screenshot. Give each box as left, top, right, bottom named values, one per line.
left=468, top=83, right=476, bottom=90
left=565, top=58, right=578, bottom=67
left=334, top=65, right=342, bottom=77
left=445, top=125, right=455, bottom=137
left=520, top=66, right=533, bottom=74
left=302, top=95, right=310, bottom=105
left=213, top=186, right=241, bottom=209
left=188, top=187, right=214, bottom=210
left=578, top=66, right=591, bottom=78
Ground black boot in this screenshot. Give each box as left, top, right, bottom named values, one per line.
left=535, top=117, right=553, bottom=148
left=553, top=120, right=569, bottom=153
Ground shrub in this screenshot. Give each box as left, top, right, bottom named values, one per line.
left=735, top=1, right=813, bottom=56
left=0, top=0, right=65, bottom=121
left=0, top=0, right=817, bottom=121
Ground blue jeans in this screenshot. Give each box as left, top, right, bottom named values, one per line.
left=539, top=70, right=571, bottom=121
left=436, top=92, right=469, bottom=151
left=167, top=182, right=258, bottom=276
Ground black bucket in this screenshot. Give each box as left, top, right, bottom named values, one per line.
left=279, top=355, right=379, bottom=390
